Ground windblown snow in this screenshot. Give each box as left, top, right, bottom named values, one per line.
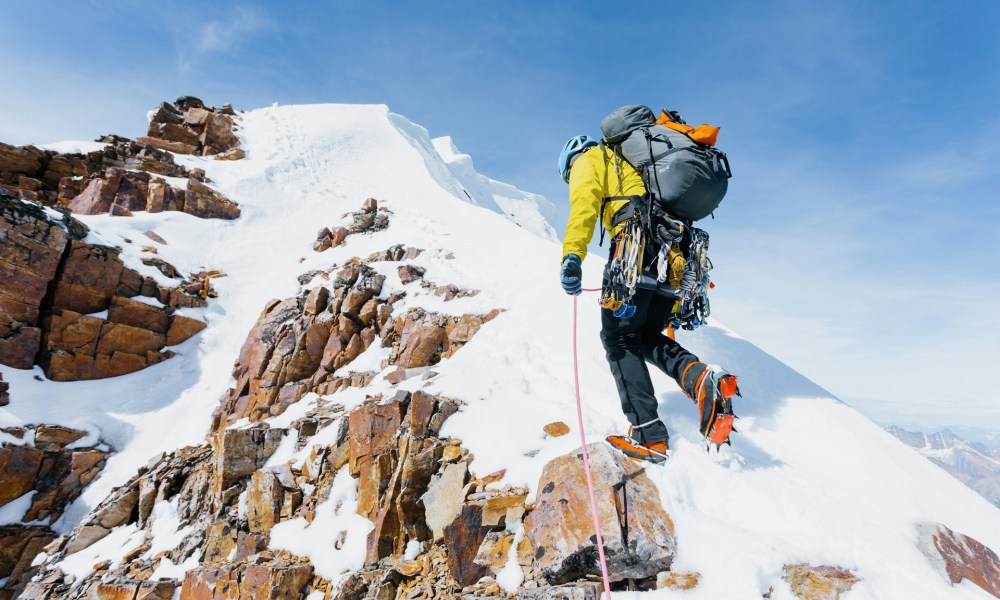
left=3, top=103, right=1000, bottom=598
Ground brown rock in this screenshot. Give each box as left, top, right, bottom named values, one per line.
left=348, top=401, right=405, bottom=474
left=180, top=562, right=313, bottom=600
left=444, top=504, right=496, bottom=586
left=32, top=425, right=87, bottom=449
left=67, top=170, right=122, bottom=214
left=166, top=315, right=207, bottom=346
left=203, top=520, right=238, bottom=566
left=543, top=422, right=570, bottom=437
left=782, top=564, right=860, bottom=600
left=0, top=445, right=43, bottom=507
left=304, top=286, right=329, bottom=315
left=523, top=443, right=676, bottom=583
left=136, top=580, right=177, bottom=600
left=331, top=227, right=349, bottom=248
left=917, top=522, right=1000, bottom=597
left=64, top=524, right=110, bottom=554
left=213, top=426, right=286, bottom=496
left=96, top=321, right=165, bottom=355
left=0, top=372, right=8, bottom=407
left=398, top=264, right=426, bottom=285
left=0, top=525, right=56, bottom=598
left=137, top=135, right=198, bottom=155
left=92, top=489, right=138, bottom=529
left=0, top=195, right=76, bottom=367
left=657, top=571, right=701, bottom=591
left=396, top=323, right=448, bottom=368
left=246, top=469, right=283, bottom=535
left=108, top=295, right=170, bottom=333
left=50, top=241, right=124, bottom=315
left=475, top=530, right=514, bottom=573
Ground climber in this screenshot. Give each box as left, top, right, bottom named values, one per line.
left=558, top=132, right=739, bottom=465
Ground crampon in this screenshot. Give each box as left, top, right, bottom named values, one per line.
left=606, top=431, right=669, bottom=465
left=700, top=373, right=741, bottom=451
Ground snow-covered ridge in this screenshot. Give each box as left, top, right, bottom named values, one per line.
left=2, top=102, right=1000, bottom=598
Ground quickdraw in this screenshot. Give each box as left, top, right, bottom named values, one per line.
left=600, top=217, right=644, bottom=318
left=670, top=228, right=713, bottom=330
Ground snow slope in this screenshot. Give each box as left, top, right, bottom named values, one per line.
left=3, top=103, right=1000, bottom=598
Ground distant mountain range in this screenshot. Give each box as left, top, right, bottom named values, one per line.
left=886, top=425, right=1000, bottom=509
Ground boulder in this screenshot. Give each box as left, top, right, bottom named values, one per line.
left=781, top=564, right=859, bottom=600
left=522, top=443, right=676, bottom=584
left=917, top=522, right=1000, bottom=597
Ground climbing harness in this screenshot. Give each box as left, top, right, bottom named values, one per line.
left=670, top=227, right=713, bottom=331
left=572, top=291, right=613, bottom=599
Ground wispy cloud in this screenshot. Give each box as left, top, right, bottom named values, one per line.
left=177, top=5, right=271, bottom=74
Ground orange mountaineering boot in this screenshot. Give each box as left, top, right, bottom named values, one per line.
left=606, top=425, right=669, bottom=465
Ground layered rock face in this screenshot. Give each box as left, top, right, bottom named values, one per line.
left=917, top=522, right=1000, bottom=597
left=0, top=193, right=207, bottom=379
left=0, top=136, right=240, bottom=220
left=138, top=96, right=242, bottom=157
left=0, top=422, right=108, bottom=599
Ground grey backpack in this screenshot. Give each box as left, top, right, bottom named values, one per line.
left=600, top=105, right=731, bottom=222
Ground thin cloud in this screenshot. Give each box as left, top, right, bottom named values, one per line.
left=177, top=5, right=272, bottom=73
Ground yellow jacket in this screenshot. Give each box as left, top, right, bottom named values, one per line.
left=561, top=145, right=646, bottom=262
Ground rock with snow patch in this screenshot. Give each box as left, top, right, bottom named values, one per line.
left=522, top=443, right=676, bottom=584
left=0, top=194, right=75, bottom=367
left=0, top=526, right=57, bottom=599
left=781, top=564, right=859, bottom=600
left=140, top=98, right=242, bottom=157
left=917, top=521, right=1000, bottom=597
left=1, top=193, right=210, bottom=379
left=180, top=558, right=313, bottom=600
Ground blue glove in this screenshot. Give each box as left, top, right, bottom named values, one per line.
left=560, top=254, right=582, bottom=295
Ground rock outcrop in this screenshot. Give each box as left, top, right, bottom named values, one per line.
left=521, top=443, right=676, bottom=584
left=0, top=424, right=108, bottom=599
left=137, top=96, right=242, bottom=157
left=212, top=202, right=497, bottom=430
left=0, top=137, right=239, bottom=220
left=0, top=193, right=208, bottom=379
left=0, top=424, right=107, bottom=524
left=917, top=522, right=1000, bottom=598
left=313, top=198, right=391, bottom=252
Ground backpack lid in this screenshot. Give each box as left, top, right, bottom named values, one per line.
left=600, top=105, right=656, bottom=144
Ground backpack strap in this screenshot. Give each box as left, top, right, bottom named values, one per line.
left=598, top=195, right=634, bottom=246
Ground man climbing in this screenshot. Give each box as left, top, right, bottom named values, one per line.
left=558, top=117, right=739, bottom=465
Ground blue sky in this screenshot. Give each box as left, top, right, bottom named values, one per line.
left=2, top=0, right=998, bottom=430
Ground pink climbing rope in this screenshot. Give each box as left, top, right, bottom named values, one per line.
left=572, top=289, right=612, bottom=599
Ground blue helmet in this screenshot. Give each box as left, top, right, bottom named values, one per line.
left=558, top=135, right=598, bottom=183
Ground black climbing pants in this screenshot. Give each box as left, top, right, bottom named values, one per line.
left=600, top=286, right=701, bottom=444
